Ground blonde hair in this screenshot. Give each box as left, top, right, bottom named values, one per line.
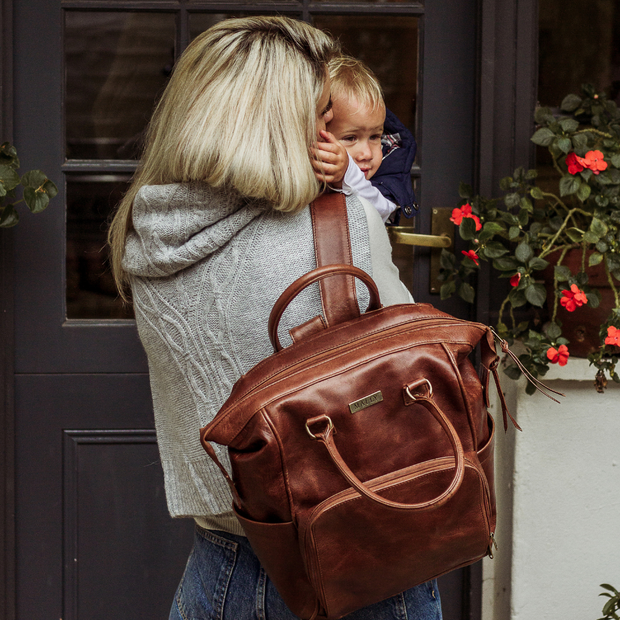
left=108, top=16, right=338, bottom=297
left=328, top=55, right=384, bottom=112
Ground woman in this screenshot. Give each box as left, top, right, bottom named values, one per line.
left=108, top=16, right=442, bottom=620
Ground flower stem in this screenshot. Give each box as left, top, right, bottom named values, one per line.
left=540, top=208, right=577, bottom=258
left=604, top=258, right=620, bottom=308
left=574, top=128, right=613, bottom=139
left=551, top=246, right=570, bottom=323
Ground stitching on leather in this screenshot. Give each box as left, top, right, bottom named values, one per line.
left=315, top=457, right=479, bottom=515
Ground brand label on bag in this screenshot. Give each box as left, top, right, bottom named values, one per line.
left=349, top=391, right=383, bottom=414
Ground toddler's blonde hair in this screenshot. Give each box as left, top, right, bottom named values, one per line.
left=328, top=55, right=384, bottom=112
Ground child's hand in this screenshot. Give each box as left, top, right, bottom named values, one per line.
left=311, top=130, right=348, bottom=189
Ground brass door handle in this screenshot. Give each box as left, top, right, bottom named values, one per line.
left=386, top=208, right=455, bottom=294
left=387, top=227, right=452, bottom=248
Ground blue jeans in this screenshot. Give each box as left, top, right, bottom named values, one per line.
left=169, top=525, right=442, bottom=620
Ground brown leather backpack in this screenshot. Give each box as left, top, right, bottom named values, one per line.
left=200, top=194, right=546, bottom=619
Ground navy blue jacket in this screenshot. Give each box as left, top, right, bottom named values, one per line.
left=370, top=108, right=418, bottom=219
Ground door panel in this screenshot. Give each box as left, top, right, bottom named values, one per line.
left=15, top=374, right=193, bottom=619
left=12, top=1, right=480, bottom=618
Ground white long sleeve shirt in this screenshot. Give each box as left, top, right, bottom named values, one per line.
left=340, top=154, right=398, bottom=223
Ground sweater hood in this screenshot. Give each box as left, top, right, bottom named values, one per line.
left=123, top=183, right=265, bottom=278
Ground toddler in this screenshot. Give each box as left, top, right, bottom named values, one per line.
left=312, top=55, right=417, bottom=223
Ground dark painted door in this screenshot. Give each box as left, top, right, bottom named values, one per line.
left=11, top=1, right=479, bottom=618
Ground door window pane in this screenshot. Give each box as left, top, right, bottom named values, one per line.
left=67, top=175, right=134, bottom=319
left=312, top=16, right=419, bottom=130
left=65, top=12, right=176, bottom=160
left=190, top=11, right=301, bottom=39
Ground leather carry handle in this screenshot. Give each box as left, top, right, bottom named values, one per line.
left=305, top=393, right=465, bottom=511
left=268, top=264, right=382, bottom=352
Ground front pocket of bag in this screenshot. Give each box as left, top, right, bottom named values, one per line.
left=302, top=458, right=491, bottom=619
left=233, top=507, right=317, bottom=618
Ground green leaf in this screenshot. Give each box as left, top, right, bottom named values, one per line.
left=518, top=208, right=529, bottom=226
left=503, top=364, right=524, bottom=380
left=508, top=287, right=528, bottom=308
left=21, top=169, right=48, bottom=188
left=546, top=322, right=562, bottom=339
left=440, top=248, right=456, bottom=270
left=572, top=133, right=588, bottom=151
left=554, top=265, right=572, bottom=281
left=529, top=256, right=550, bottom=270
left=515, top=241, right=534, bottom=263
left=531, top=127, right=556, bottom=147
left=534, top=106, right=553, bottom=124
left=586, top=289, right=601, bottom=308
left=458, top=282, right=475, bottom=303
left=559, top=174, right=581, bottom=196
left=459, top=182, right=473, bottom=199
left=577, top=182, right=591, bottom=202
left=556, top=137, right=572, bottom=153
left=589, top=252, right=604, bottom=266
left=483, top=241, right=509, bottom=258
left=440, top=280, right=456, bottom=300
left=23, top=186, right=50, bottom=214
left=509, top=225, right=521, bottom=240
left=530, top=186, right=544, bottom=200
left=499, top=176, right=513, bottom=192
left=481, top=221, right=506, bottom=236
left=0, top=204, right=19, bottom=228
left=0, top=164, right=21, bottom=192
left=504, top=192, right=521, bottom=208
left=493, top=256, right=519, bottom=271
left=560, top=93, right=582, bottom=112
left=566, top=227, right=584, bottom=243
left=559, top=118, right=579, bottom=132
left=596, top=241, right=609, bottom=253
left=611, top=154, right=620, bottom=168
left=591, top=217, right=609, bottom=236
left=524, top=283, right=547, bottom=307
left=459, top=216, right=477, bottom=240
left=583, top=230, right=600, bottom=245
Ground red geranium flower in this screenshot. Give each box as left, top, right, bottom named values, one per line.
left=510, top=273, right=521, bottom=287
left=560, top=284, right=588, bottom=312
left=461, top=250, right=479, bottom=265
left=577, top=150, right=608, bottom=175
left=566, top=152, right=584, bottom=175
left=450, top=203, right=482, bottom=231
left=605, top=326, right=620, bottom=346
left=547, top=344, right=569, bottom=366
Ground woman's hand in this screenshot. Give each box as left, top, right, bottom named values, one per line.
left=311, top=130, right=348, bottom=189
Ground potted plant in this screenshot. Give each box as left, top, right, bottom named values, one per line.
left=439, top=84, right=620, bottom=393
left=0, top=142, right=57, bottom=227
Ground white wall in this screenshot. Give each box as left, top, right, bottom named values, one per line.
left=482, top=358, right=620, bottom=620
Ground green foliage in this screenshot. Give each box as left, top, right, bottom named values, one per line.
left=0, top=142, right=58, bottom=228
left=439, top=84, right=620, bottom=391
left=598, top=583, right=620, bottom=620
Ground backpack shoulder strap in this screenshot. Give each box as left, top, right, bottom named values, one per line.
left=310, top=192, right=360, bottom=327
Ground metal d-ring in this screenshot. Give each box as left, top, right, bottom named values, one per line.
left=305, top=415, right=334, bottom=440
left=405, top=378, right=434, bottom=401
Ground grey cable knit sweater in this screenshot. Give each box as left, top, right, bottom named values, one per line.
left=123, top=182, right=411, bottom=534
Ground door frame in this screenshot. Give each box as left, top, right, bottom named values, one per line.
left=0, top=1, right=540, bottom=618
left=1, top=0, right=16, bottom=617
